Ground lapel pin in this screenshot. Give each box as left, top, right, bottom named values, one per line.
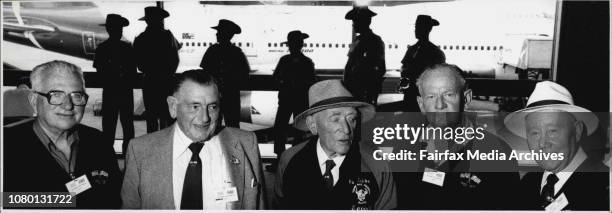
left=231, top=156, right=240, bottom=164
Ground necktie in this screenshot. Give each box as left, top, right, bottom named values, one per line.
left=323, top=159, right=336, bottom=190
left=540, top=173, right=559, bottom=208
left=181, top=142, right=204, bottom=209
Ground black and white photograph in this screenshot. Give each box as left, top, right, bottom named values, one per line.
left=1, top=0, right=610, bottom=211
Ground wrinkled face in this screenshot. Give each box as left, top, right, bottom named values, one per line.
left=417, top=70, right=470, bottom=128
left=30, top=71, right=85, bottom=135
left=308, top=107, right=358, bottom=156
left=168, top=80, right=220, bottom=142
left=525, top=111, right=581, bottom=172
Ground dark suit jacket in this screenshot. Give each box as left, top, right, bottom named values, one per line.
left=519, top=157, right=610, bottom=211
left=121, top=126, right=266, bottom=209
left=275, top=138, right=397, bottom=210
left=3, top=120, right=121, bottom=209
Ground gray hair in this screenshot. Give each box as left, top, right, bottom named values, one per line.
left=416, top=63, right=467, bottom=96
left=30, top=60, right=86, bottom=92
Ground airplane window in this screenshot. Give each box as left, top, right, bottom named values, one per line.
left=481, top=46, right=484, bottom=50
left=179, top=42, right=183, bottom=46
left=500, top=46, right=503, bottom=50
left=486, top=46, right=490, bottom=50
left=342, top=44, right=346, bottom=48
left=395, top=44, right=398, bottom=49
left=449, top=46, right=453, bottom=50
left=209, top=42, right=213, bottom=46
left=468, top=46, right=471, bottom=50
left=492, top=46, right=496, bottom=50
left=197, top=42, right=201, bottom=47
left=239, top=42, right=242, bottom=47
left=455, top=45, right=460, bottom=50
left=186, top=42, right=189, bottom=47
left=192, top=42, right=196, bottom=46
left=328, top=43, right=332, bottom=48
left=461, top=46, right=465, bottom=50
left=336, top=44, right=339, bottom=48
left=274, top=43, right=277, bottom=47
left=322, top=44, right=326, bottom=48
left=268, top=43, right=271, bottom=47
left=316, top=43, right=319, bottom=47
left=203, top=42, right=207, bottom=47
left=310, top=43, right=313, bottom=47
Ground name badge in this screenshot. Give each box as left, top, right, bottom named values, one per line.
left=214, top=187, right=239, bottom=203
left=65, top=175, right=92, bottom=195
left=545, top=193, right=568, bottom=212
left=422, top=167, right=445, bottom=187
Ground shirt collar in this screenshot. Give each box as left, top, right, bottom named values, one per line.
left=316, top=139, right=346, bottom=168
left=33, top=120, right=78, bottom=149
left=542, top=148, right=587, bottom=191
left=173, top=123, right=193, bottom=160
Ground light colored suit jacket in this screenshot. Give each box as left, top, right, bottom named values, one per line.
left=121, top=126, right=266, bottom=209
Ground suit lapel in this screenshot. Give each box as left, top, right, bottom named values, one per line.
left=153, top=126, right=175, bottom=209
left=219, top=127, right=246, bottom=209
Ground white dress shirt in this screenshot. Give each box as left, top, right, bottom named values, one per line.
left=316, top=139, right=346, bottom=186
left=172, top=124, right=232, bottom=210
left=540, top=148, right=587, bottom=195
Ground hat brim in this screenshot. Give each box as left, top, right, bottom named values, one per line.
left=293, top=101, right=376, bottom=131
left=504, top=104, right=599, bottom=139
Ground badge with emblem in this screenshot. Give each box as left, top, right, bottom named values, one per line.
left=90, top=170, right=110, bottom=185
left=349, top=177, right=372, bottom=210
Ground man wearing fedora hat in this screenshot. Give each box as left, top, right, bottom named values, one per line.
left=274, top=80, right=397, bottom=210
left=94, top=14, right=136, bottom=153
left=272, top=30, right=316, bottom=161
left=344, top=7, right=386, bottom=106
left=504, top=81, right=609, bottom=211
left=399, top=15, right=446, bottom=112
left=394, top=64, right=520, bottom=210
left=200, top=19, right=250, bottom=128
left=134, top=6, right=181, bottom=133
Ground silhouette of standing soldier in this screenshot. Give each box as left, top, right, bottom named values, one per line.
left=134, top=7, right=180, bottom=133
left=94, top=14, right=136, bottom=151
left=272, top=30, right=316, bottom=158
left=399, top=15, right=445, bottom=112
left=344, top=7, right=386, bottom=105
left=200, top=19, right=250, bottom=128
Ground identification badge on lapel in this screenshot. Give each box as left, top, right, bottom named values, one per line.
left=65, top=175, right=92, bottom=195
left=545, top=193, right=568, bottom=212
left=422, top=167, right=445, bottom=187
left=214, top=186, right=239, bottom=203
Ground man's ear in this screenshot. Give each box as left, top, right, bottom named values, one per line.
left=167, top=96, right=177, bottom=119
left=574, top=120, right=585, bottom=142
left=28, top=92, right=38, bottom=116
left=306, top=115, right=317, bottom=135
left=416, top=96, right=425, bottom=114
left=463, top=88, right=473, bottom=110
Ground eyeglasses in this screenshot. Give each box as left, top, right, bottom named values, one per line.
left=34, top=90, right=89, bottom=106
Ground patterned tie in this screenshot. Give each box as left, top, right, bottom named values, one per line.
left=323, top=159, right=336, bottom=190
left=540, top=173, right=559, bottom=208
left=181, top=142, right=204, bottom=209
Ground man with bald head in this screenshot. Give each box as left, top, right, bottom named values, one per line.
left=395, top=63, right=520, bottom=210
left=4, top=60, right=121, bottom=209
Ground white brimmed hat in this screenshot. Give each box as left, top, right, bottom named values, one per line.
left=504, top=81, right=598, bottom=138
left=293, top=80, right=375, bottom=131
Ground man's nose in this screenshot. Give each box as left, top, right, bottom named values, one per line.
left=197, top=108, right=210, bottom=124
left=435, top=95, right=446, bottom=110
left=60, top=95, right=74, bottom=111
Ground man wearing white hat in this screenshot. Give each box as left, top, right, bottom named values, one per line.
left=200, top=19, right=250, bottom=128
left=134, top=6, right=181, bottom=133
left=504, top=81, right=609, bottom=211
left=274, top=80, right=397, bottom=210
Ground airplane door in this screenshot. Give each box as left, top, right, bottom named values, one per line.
left=81, top=31, right=97, bottom=55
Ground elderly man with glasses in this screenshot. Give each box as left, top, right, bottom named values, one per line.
left=3, top=60, right=122, bottom=209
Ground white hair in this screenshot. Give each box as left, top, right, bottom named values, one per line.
left=30, top=60, right=85, bottom=92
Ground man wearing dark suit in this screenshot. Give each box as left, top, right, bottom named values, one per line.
left=394, top=63, right=520, bottom=210
left=3, top=60, right=121, bottom=209
left=274, top=80, right=397, bottom=210
left=121, top=70, right=265, bottom=209
left=505, top=81, right=609, bottom=211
